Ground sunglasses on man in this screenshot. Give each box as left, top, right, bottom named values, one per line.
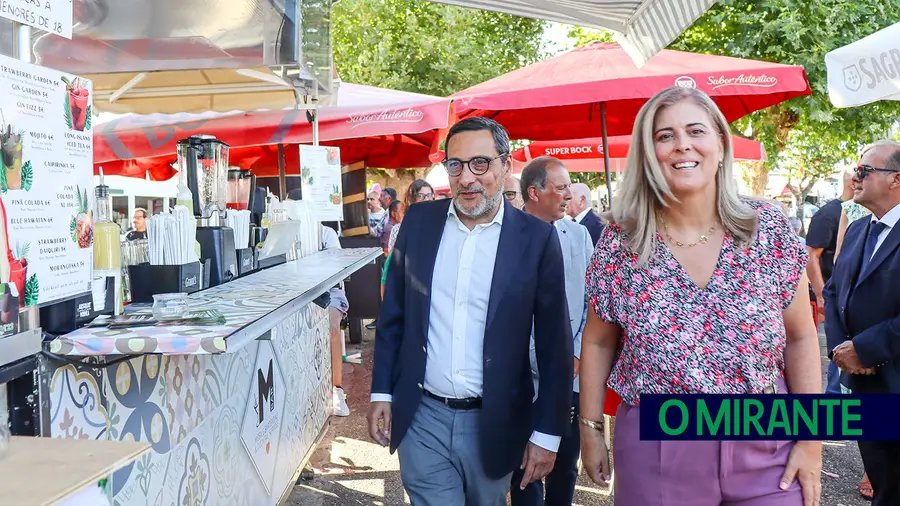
left=855, top=164, right=900, bottom=180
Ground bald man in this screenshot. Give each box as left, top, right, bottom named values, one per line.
left=567, top=183, right=603, bottom=246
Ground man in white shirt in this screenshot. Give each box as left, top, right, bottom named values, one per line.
left=567, top=183, right=604, bottom=246
left=368, top=117, right=574, bottom=506
left=515, top=157, right=592, bottom=506
left=824, top=140, right=900, bottom=506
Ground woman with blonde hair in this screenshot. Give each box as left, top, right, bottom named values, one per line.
left=578, top=86, right=823, bottom=505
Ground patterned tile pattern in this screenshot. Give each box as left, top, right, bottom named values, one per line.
left=47, top=303, right=332, bottom=506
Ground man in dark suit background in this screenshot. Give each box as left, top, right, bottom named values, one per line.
left=824, top=140, right=900, bottom=506
left=568, top=183, right=604, bottom=246
left=367, top=117, right=574, bottom=506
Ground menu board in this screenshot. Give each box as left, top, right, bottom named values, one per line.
left=0, top=0, right=74, bottom=39
left=0, top=54, right=93, bottom=308
left=298, top=145, right=343, bottom=221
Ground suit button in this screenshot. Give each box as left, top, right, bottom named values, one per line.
left=422, top=346, right=426, bottom=353
left=417, top=383, right=423, bottom=389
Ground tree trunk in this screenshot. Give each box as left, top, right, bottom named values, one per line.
left=744, top=160, right=769, bottom=196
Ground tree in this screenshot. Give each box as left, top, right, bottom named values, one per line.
left=778, top=120, right=851, bottom=220
left=332, top=0, right=547, bottom=97
left=566, top=26, right=614, bottom=48
left=667, top=0, right=900, bottom=201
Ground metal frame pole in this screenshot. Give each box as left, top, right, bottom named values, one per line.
left=600, top=103, right=613, bottom=207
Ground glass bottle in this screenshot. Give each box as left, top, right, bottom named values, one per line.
left=92, top=178, right=123, bottom=314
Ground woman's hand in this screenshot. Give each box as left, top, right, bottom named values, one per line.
left=780, top=440, right=822, bottom=506
left=580, top=421, right=612, bottom=486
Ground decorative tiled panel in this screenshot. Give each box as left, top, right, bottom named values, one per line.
left=46, top=302, right=333, bottom=506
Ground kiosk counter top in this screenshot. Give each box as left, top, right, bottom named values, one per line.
left=46, top=247, right=383, bottom=357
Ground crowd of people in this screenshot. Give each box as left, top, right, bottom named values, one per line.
left=357, top=85, right=899, bottom=506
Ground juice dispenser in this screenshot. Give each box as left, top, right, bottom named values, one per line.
left=176, top=135, right=237, bottom=287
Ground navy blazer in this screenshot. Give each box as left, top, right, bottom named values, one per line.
left=579, top=209, right=605, bottom=247
left=372, top=198, right=574, bottom=479
left=824, top=217, right=900, bottom=394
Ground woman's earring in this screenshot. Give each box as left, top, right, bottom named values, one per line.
left=718, top=161, right=724, bottom=170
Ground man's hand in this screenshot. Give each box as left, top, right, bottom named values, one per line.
left=519, top=442, right=557, bottom=489
left=780, top=441, right=822, bottom=506
left=832, top=341, right=872, bottom=374
left=367, top=402, right=392, bottom=447
left=573, top=357, right=580, bottom=379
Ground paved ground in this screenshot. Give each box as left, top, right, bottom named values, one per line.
left=287, top=325, right=870, bottom=506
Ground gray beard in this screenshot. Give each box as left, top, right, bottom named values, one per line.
left=454, top=187, right=503, bottom=219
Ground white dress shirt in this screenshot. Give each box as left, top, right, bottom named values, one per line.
left=868, top=202, right=900, bottom=258
left=371, top=202, right=561, bottom=452
left=574, top=207, right=591, bottom=224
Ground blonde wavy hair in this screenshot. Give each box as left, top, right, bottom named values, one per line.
left=603, top=86, right=758, bottom=265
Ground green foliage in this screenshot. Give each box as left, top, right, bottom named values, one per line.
left=567, top=27, right=615, bottom=48
left=570, top=171, right=614, bottom=188
left=332, top=0, right=547, bottom=96
left=85, top=105, right=92, bottom=131
left=671, top=0, right=900, bottom=183
left=64, top=94, right=73, bottom=129
left=21, top=160, right=32, bottom=191
left=24, top=274, right=38, bottom=306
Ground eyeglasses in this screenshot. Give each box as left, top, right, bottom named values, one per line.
left=443, top=153, right=507, bottom=176
left=416, top=192, right=435, bottom=200
left=855, top=164, right=900, bottom=179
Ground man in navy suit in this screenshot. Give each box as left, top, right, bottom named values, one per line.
left=824, top=140, right=900, bottom=506
left=368, top=117, right=574, bottom=506
left=568, top=183, right=604, bottom=246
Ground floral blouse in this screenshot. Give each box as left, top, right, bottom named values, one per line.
left=586, top=201, right=808, bottom=405
left=842, top=200, right=871, bottom=223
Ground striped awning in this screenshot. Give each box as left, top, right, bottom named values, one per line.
left=427, top=0, right=717, bottom=66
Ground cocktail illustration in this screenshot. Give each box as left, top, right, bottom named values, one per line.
left=0, top=120, right=23, bottom=191
left=72, top=186, right=94, bottom=249
left=62, top=76, right=90, bottom=131
left=327, top=147, right=340, bottom=165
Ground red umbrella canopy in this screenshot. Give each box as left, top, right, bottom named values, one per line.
left=452, top=42, right=811, bottom=141
left=510, top=134, right=767, bottom=173
left=94, top=83, right=453, bottom=179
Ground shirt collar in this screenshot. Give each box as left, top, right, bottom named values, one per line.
left=873, top=202, right=900, bottom=229
left=447, top=197, right=505, bottom=229
left=575, top=207, right=591, bottom=223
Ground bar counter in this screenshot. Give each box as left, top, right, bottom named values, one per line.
left=40, top=247, right=381, bottom=505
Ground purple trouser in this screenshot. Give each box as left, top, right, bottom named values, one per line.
left=612, top=401, right=803, bottom=505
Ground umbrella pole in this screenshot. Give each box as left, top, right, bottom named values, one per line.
left=312, top=85, right=320, bottom=147
left=600, top=103, right=613, bottom=209
left=278, top=144, right=287, bottom=201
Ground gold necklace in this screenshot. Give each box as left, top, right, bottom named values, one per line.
left=659, top=215, right=718, bottom=248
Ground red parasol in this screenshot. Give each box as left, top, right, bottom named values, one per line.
left=452, top=42, right=810, bottom=199
left=94, top=83, right=454, bottom=180
left=510, top=134, right=767, bottom=173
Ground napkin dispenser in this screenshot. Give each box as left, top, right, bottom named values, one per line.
left=127, top=261, right=205, bottom=303
left=236, top=248, right=257, bottom=277
left=197, top=227, right=237, bottom=287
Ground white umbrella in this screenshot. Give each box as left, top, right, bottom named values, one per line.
left=427, top=0, right=716, bottom=67
left=825, top=21, right=900, bottom=108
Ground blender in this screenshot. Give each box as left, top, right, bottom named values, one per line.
left=227, top=168, right=257, bottom=275
left=176, top=135, right=237, bottom=287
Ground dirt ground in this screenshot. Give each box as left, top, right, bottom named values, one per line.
left=286, top=325, right=870, bottom=506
